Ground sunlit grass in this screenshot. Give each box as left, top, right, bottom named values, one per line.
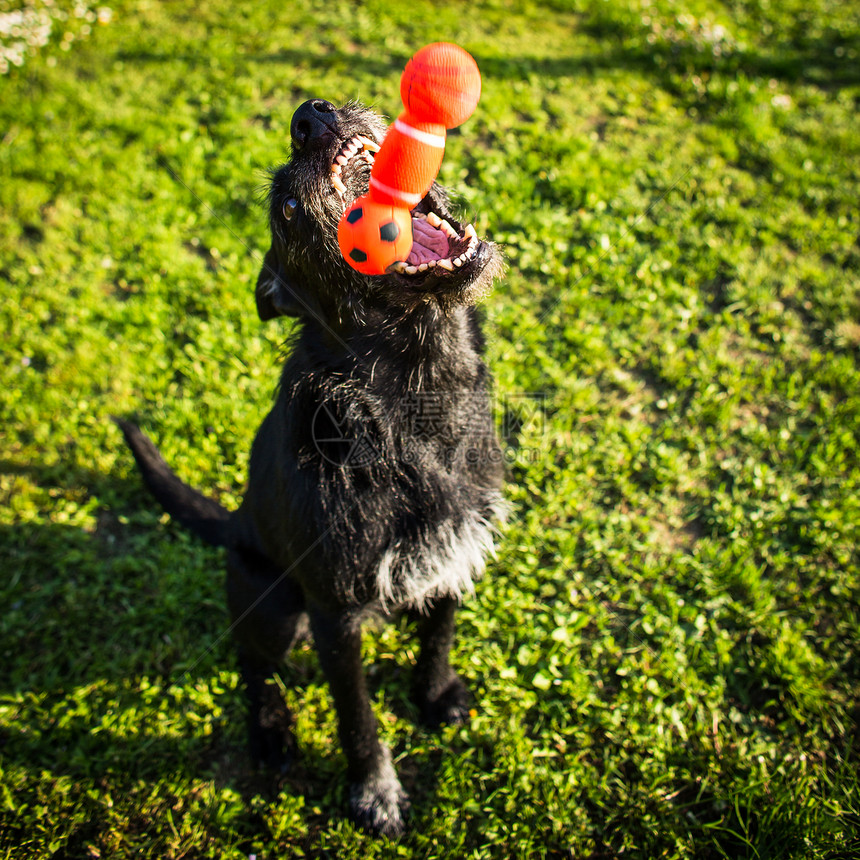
left=1, top=0, right=858, bottom=857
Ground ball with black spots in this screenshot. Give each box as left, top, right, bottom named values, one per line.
left=337, top=200, right=413, bottom=275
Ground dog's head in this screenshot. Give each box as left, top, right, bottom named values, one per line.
left=256, top=99, right=504, bottom=323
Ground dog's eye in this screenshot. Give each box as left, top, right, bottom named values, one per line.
left=283, top=198, right=298, bottom=221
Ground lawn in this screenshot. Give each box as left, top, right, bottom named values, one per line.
left=1, top=0, right=859, bottom=857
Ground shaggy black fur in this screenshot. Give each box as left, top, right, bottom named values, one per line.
left=117, top=98, right=505, bottom=837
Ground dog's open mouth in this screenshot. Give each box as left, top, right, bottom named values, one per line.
left=330, top=134, right=483, bottom=278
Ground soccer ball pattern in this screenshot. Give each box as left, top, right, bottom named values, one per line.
left=336, top=200, right=413, bottom=276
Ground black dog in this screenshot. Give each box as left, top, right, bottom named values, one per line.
left=117, top=98, right=505, bottom=837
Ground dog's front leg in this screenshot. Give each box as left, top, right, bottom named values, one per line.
left=411, top=596, right=474, bottom=727
left=309, top=608, right=409, bottom=837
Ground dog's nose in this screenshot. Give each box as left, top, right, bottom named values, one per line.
left=290, top=99, right=339, bottom=151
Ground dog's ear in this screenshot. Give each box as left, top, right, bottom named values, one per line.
left=255, top=244, right=319, bottom=321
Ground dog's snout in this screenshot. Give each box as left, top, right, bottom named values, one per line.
left=290, top=99, right=338, bottom=151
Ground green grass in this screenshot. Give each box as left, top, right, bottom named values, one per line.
left=2, top=0, right=859, bottom=856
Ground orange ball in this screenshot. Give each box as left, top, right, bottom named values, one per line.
left=401, top=42, right=481, bottom=129
left=337, top=197, right=413, bottom=275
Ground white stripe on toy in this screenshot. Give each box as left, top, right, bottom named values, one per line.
left=369, top=177, right=424, bottom=206
left=393, top=119, right=446, bottom=148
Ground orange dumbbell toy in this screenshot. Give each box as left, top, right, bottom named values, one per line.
left=338, top=43, right=481, bottom=275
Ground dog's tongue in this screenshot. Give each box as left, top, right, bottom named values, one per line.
left=407, top=217, right=449, bottom=265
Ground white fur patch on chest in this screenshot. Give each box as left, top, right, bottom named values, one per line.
left=374, top=495, right=508, bottom=612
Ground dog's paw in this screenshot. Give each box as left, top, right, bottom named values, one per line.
left=416, top=676, right=474, bottom=728
left=349, top=760, right=410, bottom=838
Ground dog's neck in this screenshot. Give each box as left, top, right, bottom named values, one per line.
left=297, top=301, right=483, bottom=393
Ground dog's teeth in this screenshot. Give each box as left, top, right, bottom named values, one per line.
left=418, top=263, right=429, bottom=272
left=357, top=135, right=381, bottom=152
left=436, top=258, right=454, bottom=271
left=332, top=175, right=347, bottom=196
left=453, top=256, right=464, bottom=267
left=412, top=211, right=427, bottom=222
left=464, top=223, right=477, bottom=240
left=425, top=214, right=460, bottom=241
left=332, top=136, right=380, bottom=176
left=390, top=261, right=407, bottom=273
left=427, top=259, right=436, bottom=267
left=404, top=265, right=419, bottom=275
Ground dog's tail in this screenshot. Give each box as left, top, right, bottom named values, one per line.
left=114, top=417, right=233, bottom=548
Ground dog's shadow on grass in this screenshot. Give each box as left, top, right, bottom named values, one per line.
left=119, top=33, right=860, bottom=93
left=0, top=461, right=458, bottom=828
